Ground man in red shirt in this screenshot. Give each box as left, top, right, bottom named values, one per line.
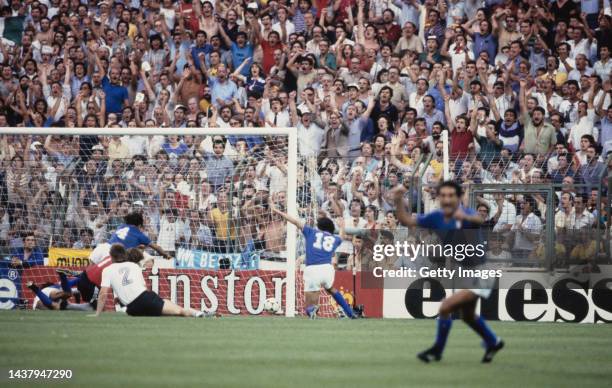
left=382, top=9, right=402, bottom=43
left=444, top=94, right=477, bottom=156
left=259, top=31, right=284, bottom=74
left=179, top=0, right=200, bottom=34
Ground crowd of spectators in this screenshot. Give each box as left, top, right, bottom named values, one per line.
left=0, top=0, right=610, bottom=268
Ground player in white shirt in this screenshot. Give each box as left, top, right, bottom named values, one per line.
left=93, top=245, right=212, bottom=318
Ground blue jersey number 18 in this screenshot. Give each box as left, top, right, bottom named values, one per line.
left=313, top=232, right=335, bottom=252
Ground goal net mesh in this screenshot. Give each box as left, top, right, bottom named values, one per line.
left=0, top=131, right=345, bottom=317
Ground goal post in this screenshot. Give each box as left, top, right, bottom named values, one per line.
left=0, top=127, right=299, bottom=317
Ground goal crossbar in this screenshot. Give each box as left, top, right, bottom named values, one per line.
left=0, top=127, right=297, bottom=136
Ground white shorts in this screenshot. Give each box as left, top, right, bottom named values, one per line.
left=89, top=243, right=111, bottom=264
left=468, top=276, right=496, bottom=299
left=303, top=264, right=335, bottom=292
left=32, top=287, right=55, bottom=310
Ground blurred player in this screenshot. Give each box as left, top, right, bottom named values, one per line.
left=89, top=212, right=173, bottom=264
left=56, top=248, right=151, bottom=308
left=92, top=244, right=212, bottom=318
left=26, top=281, right=92, bottom=311
left=391, top=181, right=504, bottom=363
left=271, top=206, right=356, bottom=319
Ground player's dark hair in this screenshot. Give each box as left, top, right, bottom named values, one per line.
left=125, top=212, right=144, bottom=227
left=316, top=217, right=335, bottom=234
left=437, top=181, right=463, bottom=197
left=109, top=244, right=128, bottom=263
left=126, top=248, right=144, bottom=264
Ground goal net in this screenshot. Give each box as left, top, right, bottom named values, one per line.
left=0, top=127, right=359, bottom=317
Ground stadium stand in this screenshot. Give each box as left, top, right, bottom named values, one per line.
left=0, top=0, right=610, bottom=275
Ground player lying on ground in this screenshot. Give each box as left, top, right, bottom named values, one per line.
left=56, top=247, right=150, bottom=308
left=271, top=205, right=356, bottom=319
left=26, top=281, right=93, bottom=311
left=92, top=244, right=213, bottom=318
left=391, top=181, right=504, bottom=363
left=89, top=212, right=173, bottom=264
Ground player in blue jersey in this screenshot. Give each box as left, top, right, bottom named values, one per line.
left=89, top=212, right=172, bottom=264
left=391, top=181, right=504, bottom=363
left=272, top=206, right=356, bottom=319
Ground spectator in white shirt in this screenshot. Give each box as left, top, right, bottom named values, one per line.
left=157, top=208, right=178, bottom=256
left=570, top=194, right=595, bottom=231
left=593, top=46, right=612, bottom=82
left=272, top=7, right=295, bottom=42
left=568, top=97, right=598, bottom=151
left=511, top=196, right=543, bottom=254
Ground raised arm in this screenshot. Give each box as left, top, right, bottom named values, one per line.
left=518, top=78, right=528, bottom=119
left=271, top=205, right=305, bottom=231
left=468, top=100, right=479, bottom=134
left=361, top=90, right=375, bottom=119
left=389, top=184, right=418, bottom=227
left=217, top=23, right=233, bottom=49
left=444, top=94, right=455, bottom=131
left=488, top=92, right=501, bottom=122
left=288, top=90, right=299, bottom=125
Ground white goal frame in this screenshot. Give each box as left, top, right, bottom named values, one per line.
left=0, top=127, right=299, bottom=317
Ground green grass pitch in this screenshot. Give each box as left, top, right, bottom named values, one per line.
left=1, top=311, right=611, bottom=388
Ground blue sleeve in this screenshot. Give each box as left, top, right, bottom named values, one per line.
left=416, top=213, right=436, bottom=229
left=302, top=225, right=314, bottom=240
left=463, top=207, right=477, bottom=216
left=136, top=228, right=152, bottom=246
left=462, top=207, right=479, bottom=228
left=101, top=76, right=110, bottom=88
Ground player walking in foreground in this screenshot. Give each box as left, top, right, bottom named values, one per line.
left=92, top=244, right=211, bottom=318
left=391, top=181, right=504, bottom=363
left=271, top=206, right=355, bottom=319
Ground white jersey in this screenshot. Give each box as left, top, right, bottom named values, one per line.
left=101, top=262, right=147, bottom=305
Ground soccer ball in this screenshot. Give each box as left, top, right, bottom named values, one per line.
left=263, top=298, right=280, bottom=314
